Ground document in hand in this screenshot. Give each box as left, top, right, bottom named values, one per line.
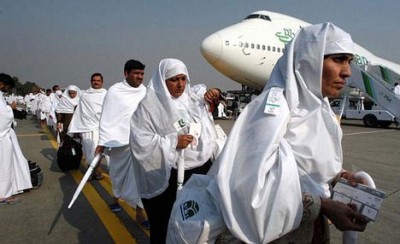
left=332, top=179, right=385, bottom=221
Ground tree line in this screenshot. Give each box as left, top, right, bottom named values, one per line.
left=11, top=76, right=40, bottom=96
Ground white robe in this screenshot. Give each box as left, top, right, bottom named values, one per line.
left=108, top=145, right=143, bottom=208
left=68, top=87, right=107, bottom=163
left=211, top=23, right=352, bottom=243
left=34, top=93, right=44, bottom=118
left=98, top=81, right=146, bottom=147
left=56, top=85, right=81, bottom=114
left=394, top=84, right=400, bottom=95
left=49, top=93, right=62, bottom=125
left=0, top=91, right=32, bottom=198
left=130, top=59, right=219, bottom=199
left=29, top=93, right=38, bottom=115
left=97, top=80, right=146, bottom=208
left=39, top=95, right=52, bottom=121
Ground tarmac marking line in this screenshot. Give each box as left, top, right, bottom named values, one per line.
left=17, top=133, right=45, bottom=137
left=42, top=126, right=138, bottom=243
left=98, top=173, right=151, bottom=236
left=344, top=129, right=396, bottom=136
left=70, top=171, right=138, bottom=243
left=83, top=154, right=150, bottom=236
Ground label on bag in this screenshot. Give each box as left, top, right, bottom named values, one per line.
left=264, top=87, right=283, bottom=115
left=71, top=148, right=76, bottom=156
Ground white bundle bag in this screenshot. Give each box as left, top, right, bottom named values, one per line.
left=167, top=174, right=226, bottom=244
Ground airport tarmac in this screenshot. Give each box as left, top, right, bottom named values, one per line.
left=0, top=115, right=399, bottom=244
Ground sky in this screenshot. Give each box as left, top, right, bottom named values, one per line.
left=1, top=0, right=400, bottom=92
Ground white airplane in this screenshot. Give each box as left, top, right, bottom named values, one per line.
left=200, top=10, right=400, bottom=90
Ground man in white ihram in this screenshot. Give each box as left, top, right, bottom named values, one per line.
left=95, top=59, right=148, bottom=226
left=68, top=73, right=108, bottom=180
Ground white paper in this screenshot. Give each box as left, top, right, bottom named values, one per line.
left=189, top=122, right=202, bottom=149
left=332, top=179, right=385, bottom=221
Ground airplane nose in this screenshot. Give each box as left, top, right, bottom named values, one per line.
left=200, top=33, right=222, bottom=64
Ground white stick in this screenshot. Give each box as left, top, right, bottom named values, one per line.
left=68, top=153, right=103, bottom=209
left=56, top=130, right=61, bottom=147
left=342, top=171, right=375, bottom=244
left=177, top=149, right=185, bottom=197
left=339, top=91, right=349, bottom=120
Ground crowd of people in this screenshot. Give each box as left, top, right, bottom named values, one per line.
left=1, top=22, right=379, bottom=243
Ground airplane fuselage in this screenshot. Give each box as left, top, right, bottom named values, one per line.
left=200, top=10, right=400, bottom=89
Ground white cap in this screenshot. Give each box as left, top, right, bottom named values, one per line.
left=324, top=23, right=354, bottom=55
left=164, top=59, right=189, bottom=80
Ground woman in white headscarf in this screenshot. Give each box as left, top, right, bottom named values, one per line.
left=130, top=58, right=223, bottom=244
left=211, top=23, right=369, bottom=243
left=56, top=85, right=81, bottom=135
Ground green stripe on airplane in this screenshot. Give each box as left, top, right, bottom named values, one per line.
left=362, top=71, right=375, bottom=99
left=379, top=66, right=391, bottom=83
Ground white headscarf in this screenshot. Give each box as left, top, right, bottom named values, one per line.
left=56, top=85, right=82, bottom=114
left=130, top=58, right=218, bottom=198
left=211, top=23, right=354, bottom=243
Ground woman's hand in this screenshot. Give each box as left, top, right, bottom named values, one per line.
left=177, top=135, right=194, bottom=149
left=204, top=88, right=221, bottom=104
left=321, top=198, right=368, bottom=232
left=95, top=145, right=105, bottom=155
left=340, top=171, right=369, bottom=186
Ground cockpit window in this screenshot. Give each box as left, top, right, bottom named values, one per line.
left=244, top=14, right=271, bottom=21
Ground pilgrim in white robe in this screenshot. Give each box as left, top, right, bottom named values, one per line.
left=130, top=83, right=220, bottom=199
left=49, top=90, right=62, bottom=126
left=0, top=91, right=32, bottom=199
left=68, top=87, right=107, bottom=163
left=207, top=23, right=354, bottom=243
left=56, top=85, right=81, bottom=134
left=39, top=94, right=52, bottom=122
left=34, top=92, right=44, bottom=118
left=98, top=80, right=146, bottom=208
left=29, top=93, right=38, bottom=116
left=131, top=58, right=225, bottom=244
left=56, top=85, right=81, bottom=114
left=394, top=84, right=400, bottom=95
